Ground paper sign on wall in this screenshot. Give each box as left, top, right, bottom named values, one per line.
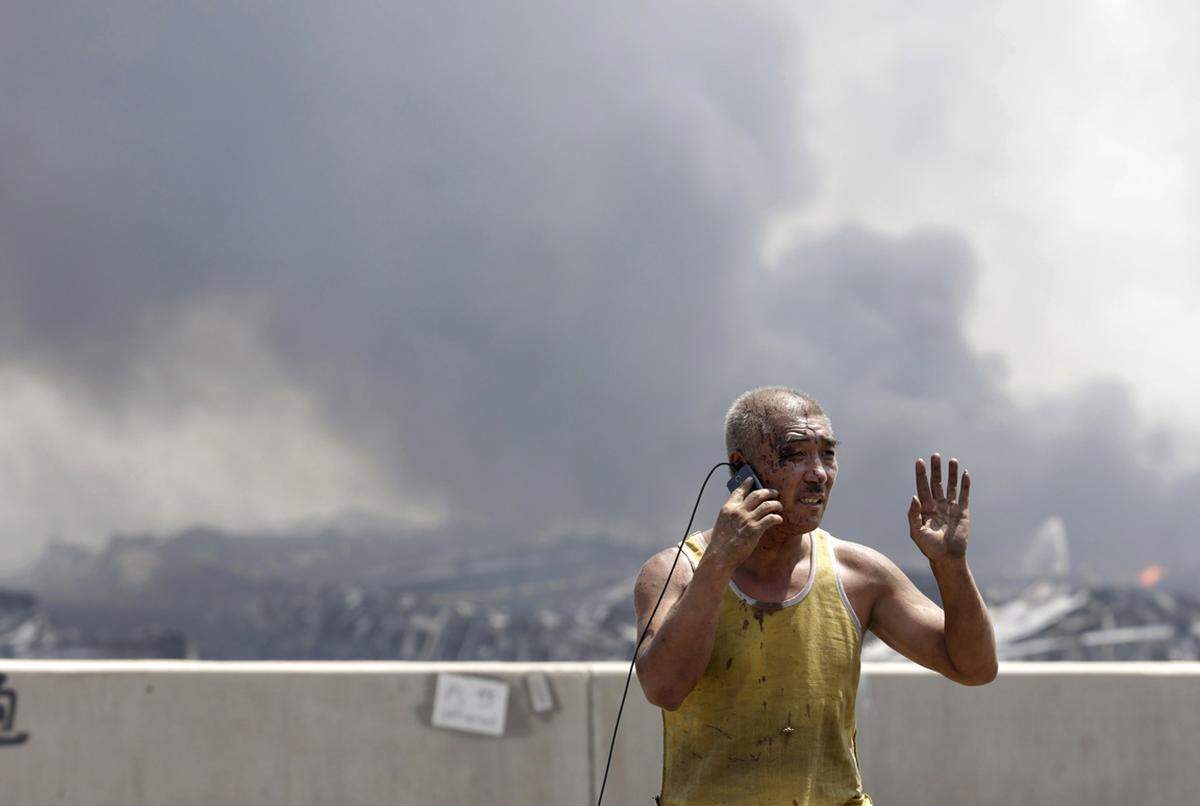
left=431, top=673, right=509, bottom=736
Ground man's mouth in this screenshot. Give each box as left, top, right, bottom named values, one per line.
left=798, top=495, right=824, bottom=506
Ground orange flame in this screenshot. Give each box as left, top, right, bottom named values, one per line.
left=1137, top=564, right=1166, bottom=589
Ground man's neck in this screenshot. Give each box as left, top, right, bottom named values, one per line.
left=737, top=528, right=812, bottom=582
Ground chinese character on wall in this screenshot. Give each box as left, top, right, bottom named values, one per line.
left=0, top=674, right=30, bottom=746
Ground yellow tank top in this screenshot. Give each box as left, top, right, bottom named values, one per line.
left=658, top=528, right=872, bottom=806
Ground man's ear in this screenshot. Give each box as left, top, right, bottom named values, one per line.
left=728, top=451, right=746, bottom=471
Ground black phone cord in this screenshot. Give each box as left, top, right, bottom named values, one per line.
left=595, top=461, right=730, bottom=805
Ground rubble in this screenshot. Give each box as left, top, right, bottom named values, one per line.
left=11, top=529, right=1199, bottom=662
left=1, top=588, right=191, bottom=659
left=864, top=579, right=1200, bottom=663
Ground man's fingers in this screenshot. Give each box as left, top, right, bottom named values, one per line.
left=930, top=453, right=945, bottom=502
left=742, top=488, right=779, bottom=509
left=749, top=499, right=784, bottom=522
left=728, top=476, right=755, bottom=503
left=946, top=457, right=959, bottom=503
left=915, top=459, right=935, bottom=510
left=959, top=471, right=970, bottom=510
left=755, top=513, right=785, bottom=532
left=906, top=496, right=922, bottom=532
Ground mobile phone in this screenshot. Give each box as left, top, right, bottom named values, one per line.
left=726, top=463, right=763, bottom=493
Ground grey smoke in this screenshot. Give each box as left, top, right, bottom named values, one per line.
left=1, top=2, right=1196, bottom=580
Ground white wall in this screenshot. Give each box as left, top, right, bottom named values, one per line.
left=0, top=661, right=1197, bottom=805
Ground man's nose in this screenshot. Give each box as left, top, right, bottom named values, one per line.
left=802, top=460, right=828, bottom=484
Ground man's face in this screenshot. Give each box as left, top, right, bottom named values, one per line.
left=737, top=410, right=838, bottom=535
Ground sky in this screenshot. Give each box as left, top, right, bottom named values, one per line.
left=2, top=1, right=1197, bottom=584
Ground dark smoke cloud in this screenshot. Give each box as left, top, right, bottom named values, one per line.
left=741, top=226, right=1199, bottom=579
left=1, top=2, right=1195, bottom=579
left=1, top=1, right=808, bottom=545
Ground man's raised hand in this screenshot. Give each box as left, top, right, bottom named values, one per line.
left=907, top=454, right=971, bottom=563
left=706, top=477, right=783, bottom=571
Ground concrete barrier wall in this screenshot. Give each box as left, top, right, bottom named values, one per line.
left=1, top=661, right=1198, bottom=805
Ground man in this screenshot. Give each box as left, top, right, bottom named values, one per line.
left=634, top=387, right=997, bottom=805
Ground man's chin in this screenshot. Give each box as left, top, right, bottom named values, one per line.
left=792, top=503, right=820, bottom=522
left=784, top=511, right=824, bottom=533
left=799, top=510, right=826, bottom=532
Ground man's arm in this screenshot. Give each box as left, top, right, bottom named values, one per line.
left=868, top=453, right=997, bottom=686
left=633, top=479, right=783, bottom=710
left=865, top=549, right=997, bottom=685
left=632, top=547, right=729, bottom=710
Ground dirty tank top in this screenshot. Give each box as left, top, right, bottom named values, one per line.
left=658, top=528, right=872, bottom=806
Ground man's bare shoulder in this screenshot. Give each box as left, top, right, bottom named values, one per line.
left=636, top=544, right=696, bottom=590
left=828, top=534, right=901, bottom=589
left=633, top=545, right=696, bottom=628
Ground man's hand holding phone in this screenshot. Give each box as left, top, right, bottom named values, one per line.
left=706, top=473, right=783, bottom=572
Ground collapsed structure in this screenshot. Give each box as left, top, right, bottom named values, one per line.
left=864, top=579, right=1200, bottom=662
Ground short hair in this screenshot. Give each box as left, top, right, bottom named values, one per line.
left=724, top=386, right=827, bottom=468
